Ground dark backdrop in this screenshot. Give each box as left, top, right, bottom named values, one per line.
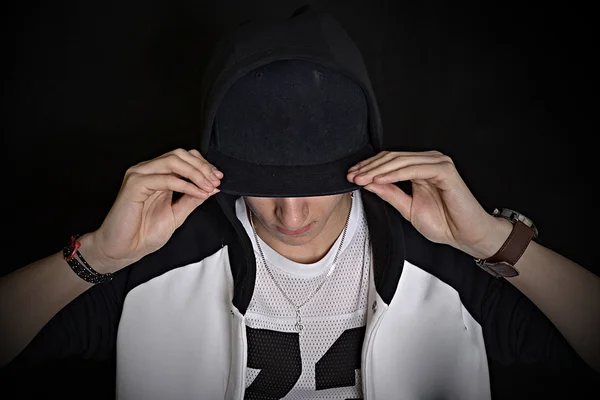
left=2, top=0, right=598, bottom=398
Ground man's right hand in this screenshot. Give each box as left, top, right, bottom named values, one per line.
left=90, top=148, right=223, bottom=273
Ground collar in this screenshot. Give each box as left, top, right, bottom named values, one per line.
left=215, top=188, right=406, bottom=314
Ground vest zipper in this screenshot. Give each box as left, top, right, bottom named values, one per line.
left=361, top=308, right=385, bottom=399
left=238, top=318, right=248, bottom=399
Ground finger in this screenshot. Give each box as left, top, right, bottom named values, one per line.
left=348, top=154, right=450, bottom=184
left=132, top=154, right=217, bottom=192
left=135, top=173, right=217, bottom=201
left=177, top=150, right=222, bottom=184
left=186, top=149, right=223, bottom=179
left=135, top=148, right=222, bottom=180
left=166, top=173, right=222, bottom=198
left=171, top=191, right=215, bottom=229
left=348, top=151, right=390, bottom=171
left=174, top=148, right=222, bottom=182
left=368, top=162, right=455, bottom=190
left=351, top=152, right=448, bottom=175
left=348, top=150, right=444, bottom=171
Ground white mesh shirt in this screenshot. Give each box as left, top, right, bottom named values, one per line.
left=235, top=190, right=371, bottom=399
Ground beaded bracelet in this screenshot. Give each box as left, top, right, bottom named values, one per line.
left=62, top=234, right=113, bottom=284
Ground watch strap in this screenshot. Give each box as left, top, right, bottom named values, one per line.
left=486, top=220, right=535, bottom=265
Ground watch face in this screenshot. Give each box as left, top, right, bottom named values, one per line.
left=495, top=208, right=538, bottom=239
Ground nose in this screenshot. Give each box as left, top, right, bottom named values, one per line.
left=277, top=199, right=309, bottom=230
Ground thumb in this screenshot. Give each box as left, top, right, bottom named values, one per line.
left=172, top=193, right=210, bottom=228
left=364, top=182, right=412, bottom=221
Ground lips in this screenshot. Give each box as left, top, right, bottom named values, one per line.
left=276, top=223, right=312, bottom=236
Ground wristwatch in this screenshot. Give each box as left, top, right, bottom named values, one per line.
left=474, top=208, right=539, bottom=278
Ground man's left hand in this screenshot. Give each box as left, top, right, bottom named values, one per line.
left=347, top=150, right=496, bottom=256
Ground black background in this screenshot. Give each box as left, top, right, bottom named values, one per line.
left=1, top=0, right=598, bottom=398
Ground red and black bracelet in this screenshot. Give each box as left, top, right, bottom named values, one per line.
left=62, top=234, right=113, bottom=284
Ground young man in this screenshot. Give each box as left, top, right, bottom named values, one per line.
left=1, top=5, right=598, bottom=400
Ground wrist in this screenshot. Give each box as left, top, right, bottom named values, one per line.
left=462, top=215, right=514, bottom=260
left=76, top=232, right=119, bottom=274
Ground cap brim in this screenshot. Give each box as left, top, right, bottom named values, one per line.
left=205, top=143, right=374, bottom=197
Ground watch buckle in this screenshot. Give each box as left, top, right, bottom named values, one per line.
left=476, top=259, right=519, bottom=279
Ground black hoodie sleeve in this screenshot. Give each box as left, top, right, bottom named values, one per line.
left=4, top=261, right=131, bottom=369
left=400, top=217, right=595, bottom=372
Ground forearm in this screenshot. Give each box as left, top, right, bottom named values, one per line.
left=0, top=232, right=111, bottom=366
left=466, top=217, right=600, bottom=372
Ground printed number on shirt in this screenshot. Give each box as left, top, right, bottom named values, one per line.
left=245, top=326, right=366, bottom=399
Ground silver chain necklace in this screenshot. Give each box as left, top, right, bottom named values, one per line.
left=248, top=192, right=353, bottom=334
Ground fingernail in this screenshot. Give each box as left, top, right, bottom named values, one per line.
left=214, top=170, right=223, bottom=178
left=349, top=165, right=359, bottom=172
